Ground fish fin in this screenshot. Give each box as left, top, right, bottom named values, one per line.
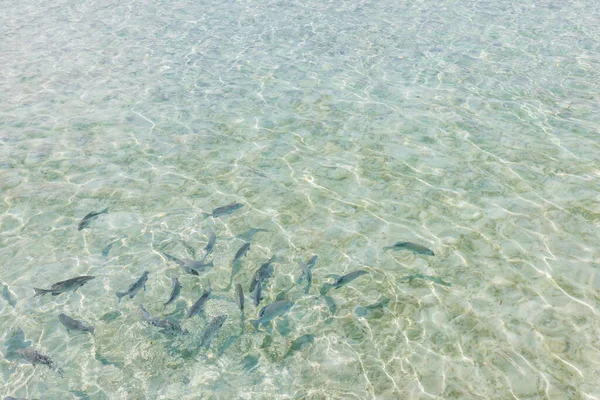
left=325, top=274, right=340, bottom=279
left=100, top=208, right=109, bottom=214
left=249, top=319, right=259, bottom=332
left=52, top=292, right=60, bottom=296
left=143, top=284, right=146, bottom=292
left=33, top=288, right=48, bottom=297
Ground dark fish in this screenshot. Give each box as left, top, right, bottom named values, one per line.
left=203, top=202, right=244, bottom=218
left=228, top=260, right=243, bottom=290
left=285, top=334, right=315, bottom=358
left=162, top=252, right=214, bottom=276
left=383, top=241, right=435, bottom=256
left=139, top=305, right=187, bottom=333
left=252, top=282, right=263, bottom=307
left=233, top=242, right=251, bottom=262
left=34, top=276, right=95, bottom=297
left=234, top=228, right=268, bottom=242
left=2, top=284, right=17, bottom=307
left=400, top=274, right=451, bottom=287
left=95, top=351, right=122, bottom=368
left=297, top=255, right=318, bottom=294
left=116, top=271, right=149, bottom=302
left=101, top=242, right=114, bottom=258
left=187, top=281, right=212, bottom=318
left=164, top=277, right=182, bottom=308
left=324, top=295, right=337, bottom=315
left=235, top=284, right=244, bottom=312
left=250, top=300, right=294, bottom=332
left=203, top=230, right=216, bottom=259
left=249, top=256, right=276, bottom=293
left=77, top=208, right=108, bottom=231
left=354, top=297, right=390, bottom=318
left=58, top=313, right=95, bottom=335
left=320, top=270, right=367, bottom=295
left=17, top=347, right=63, bottom=377
left=198, top=315, right=227, bottom=350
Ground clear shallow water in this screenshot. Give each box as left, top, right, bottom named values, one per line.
left=1, top=0, right=599, bottom=398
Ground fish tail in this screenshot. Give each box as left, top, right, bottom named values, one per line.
left=201, top=212, right=211, bottom=219
left=116, top=292, right=127, bottom=302
left=33, top=288, right=49, bottom=297
left=382, top=247, right=392, bottom=251
left=89, top=326, right=95, bottom=335
left=249, top=319, right=259, bottom=332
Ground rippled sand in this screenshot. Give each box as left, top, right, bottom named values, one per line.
left=1, top=0, right=599, bottom=398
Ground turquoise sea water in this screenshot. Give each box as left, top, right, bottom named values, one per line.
left=1, top=0, right=599, bottom=398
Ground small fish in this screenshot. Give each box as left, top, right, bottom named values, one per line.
left=400, top=274, right=451, bottom=287
left=228, top=260, right=243, bottom=290
left=198, top=315, right=227, bottom=350
left=139, top=305, right=186, bottom=333
left=354, top=297, right=390, bottom=317
left=234, top=228, right=268, bottom=242
left=58, top=313, right=95, bottom=335
left=235, top=284, right=244, bottom=312
left=285, top=334, right=315, bottom=358
left=203, top=230, right=217, bottom=259
left=101, top=242, right=114, bottom=258
left=233, top=242, right=251, bottom=262
left=203, top=202, right=244, bottom=218
left=2, top=284, right=17, bottom=307
left=249, top=300, right=294, bottom=332
left=187, top=281, right=212, bottom=318
left=34, top=276, right=95, bottom=297
left=77, top=208, right=108, bottom=231
left=164, top=277, right=182, bottom=308
left=320, top=270, right=367, bottom=295
left=95, top=351, right=122, bottom=368
left=324, top=295, right=337, bottom=315
left=17, top=347, right=63, bottom=377
left=297, top=255, right=318, bottom=294
left=252, top=282, right=263, bottom=307
left=116, top=271, right=149, bottom=302
left=383, top=241, right=435, bottom=256
left=249, top=256, right=276, bottom=293
left=162, top=252, right=214, bottom=275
